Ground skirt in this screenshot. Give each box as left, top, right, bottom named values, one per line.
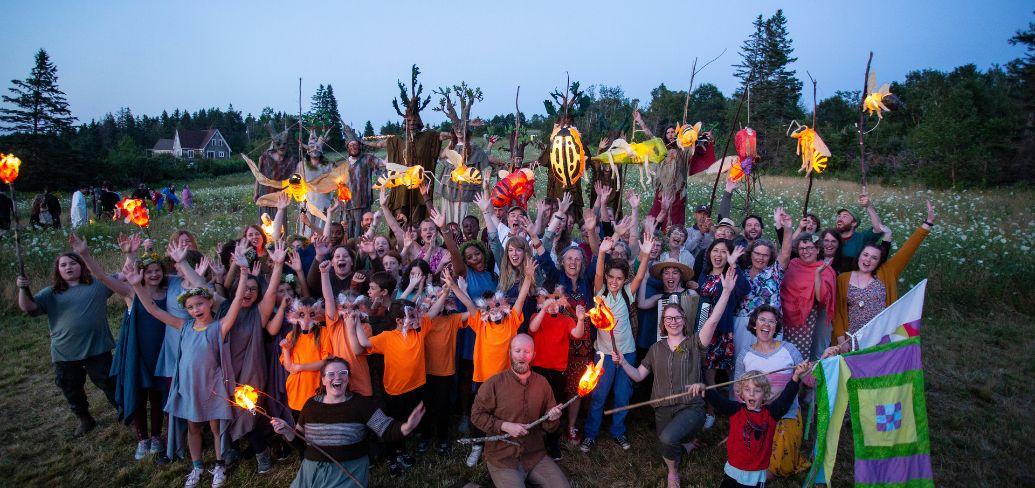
left=291, top=457, right=369, bottom=488
left=769, top=412, right=811, bottom=477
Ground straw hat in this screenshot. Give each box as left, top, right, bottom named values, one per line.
left=650, top=257, right=693, bottom=281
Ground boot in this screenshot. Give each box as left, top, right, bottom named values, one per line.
left=73, top=413, right=96, bottom=438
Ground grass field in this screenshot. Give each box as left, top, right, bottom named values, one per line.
left=0, top=168, right=1032, bottom=487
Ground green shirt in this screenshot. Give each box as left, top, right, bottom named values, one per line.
left=34, top=280, right=115, bottom=362
left=840, top=227, right=883, bottom=259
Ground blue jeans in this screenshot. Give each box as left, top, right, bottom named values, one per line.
left=584, top=351, right=636, bottom=440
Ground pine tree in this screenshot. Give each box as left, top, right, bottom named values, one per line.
left=322, top=84, right=344, bottom=144
left=0, top=49, right=76, bottom=134
left=363, top=121, right=375, bottom=137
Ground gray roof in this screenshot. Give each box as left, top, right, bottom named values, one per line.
left=177, top=129, right=216, bottom=149
left=152, top=138, right=174, bottom=151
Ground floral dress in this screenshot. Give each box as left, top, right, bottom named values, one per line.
left=564, top=290, right=594, bottom=396
left=698, top=274, right=736, bottom=371
left=846, top=279, right=888, bottom=335
left=415, top=246, right=449, bottom=274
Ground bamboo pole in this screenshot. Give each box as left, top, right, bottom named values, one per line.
left=858, top=52, right=874, bottom=193
left=604, top=365, right=798, bottom=415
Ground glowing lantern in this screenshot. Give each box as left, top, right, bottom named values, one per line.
left=675, top=122, right=702, bottom=151
left=577, top=353, right=606, bottom=397
left=729, top=128, right=758, bottom=183
left=115, top=197, right=150, bottom=228
left=335, top=177, right=352, bottom=203
left=450, top=161, right=482, bottom=186
left=233, top=384, right=259, bottom=413
left=282, top=174, right=309, bottom=202
left=0, top=153, right=21, bottom=184
left=549, top=124, right=586, bottom=188
left=490, top=168, right=535, bottom=209
left=790, top=125, right=831, bottom=176
left=373, top=164, right=425, bottom=190
left=259, top=213, right=276, bottom=241
left=863, top=72, right=902, bottom=120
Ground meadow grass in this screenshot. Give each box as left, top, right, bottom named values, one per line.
left=0, top=167, right=1032, bottom=487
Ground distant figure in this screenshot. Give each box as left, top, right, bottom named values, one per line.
left=131, top=183, right=150, bottom=201
left=181, top=184, right=193, bottom=210
left=162, top=185, right=180, bottom=212
left=98, top=183, right=120, bottom=218
left=31, top=187, right=61, bottom=228
left=71, top=185, right=89, bottom=229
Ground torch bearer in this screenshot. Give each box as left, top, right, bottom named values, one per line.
left=0, top=153, right=26, bottom=282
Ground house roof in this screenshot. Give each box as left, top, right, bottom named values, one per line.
left=177, top=129, right=217, bottom=149
left=152, top=139, right=174, bottom=151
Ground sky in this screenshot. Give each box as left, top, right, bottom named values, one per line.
left=0, top=0, right=1030, bottom=132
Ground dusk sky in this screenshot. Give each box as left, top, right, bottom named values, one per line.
left=1, top=0, right=1030, bottom=132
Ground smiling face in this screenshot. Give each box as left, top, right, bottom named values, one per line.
left=321, top=360, right=350, bottom=398
left=835, top=211, right=857, bottom=233
left=461, top=217, right=480, bottom=240
left=610, top=241, right=629, bottom=261
left=464, top=246, right=485, bottom=272
left=857, top=244, right=883, bottom=274
left=805, top=215, right=820, bottom=233
left=560, top=248, right=583, bottom=278
left=143, top=262, right=164, bottom=287
left=244, top=226, right=264, bottom=249
left=605, top=268, right=626, bottom=294
left=709, top=242, right=731, bottom=269
left=239, top=276, right=260, bottom=307
left=184, top=295, right=213, bottom=321
left=649, top=238, right=663, bottom=259
left=739, top=378, right=767, bottom=411
left=753, top=310, right=778, bottom=343
left=331, top=248, right=353, bottom=277
left=57, top=256, right=82, bottom=283
left=507, top=208, right=524, bottom=229
left=743, top=217, right=763, bottom=241
left=668, top=228, right=687, bottom=250
left=796, top=239, right=819, bottom=264
left=715, top=225, right=735, bottom=240
left=373, top=236, right=390, bottom=257
left=661, top=267, right=682, bottom=292
left=750, top=244, right=772, bottom=271
left=329, top=224, right=345, bottom=246
left=661, top=306, right=686, bottom=338
left=419, top=220, right=437, bottom=244
left=506, top=240, right=526, bottom=267
left=821, top=233, right=840, bottom=258
left=176, top=233, right=196, bottom=250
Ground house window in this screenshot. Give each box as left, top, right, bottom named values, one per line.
left=186, top=150, right=194, bottom=158
left=218, top=151, right=225, bottom=158
left=207, top=151, right=215, bottom=158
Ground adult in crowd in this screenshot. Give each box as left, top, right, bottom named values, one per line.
left=71, top=184, right=89, bottom=229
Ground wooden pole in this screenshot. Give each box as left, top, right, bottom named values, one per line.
left=803, top=72, right=818, bottom=217
left=708, top=80, right=750, bottom=212
left=858, top=52, right=874, bottom=193
left=457, top=393, right=581, bottom=445
left=681, top=57, right=698, bottom=125
left=604, top=365, right=798, bottom=415
left=7, top=183, right=27, bottom=280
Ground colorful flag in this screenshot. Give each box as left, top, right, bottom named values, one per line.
left=808, top=337, right=934, bottom=487
left=850, top=279, right=927, bottom=350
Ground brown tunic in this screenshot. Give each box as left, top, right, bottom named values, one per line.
left=385, top=131, right=441, bottom=224
left=471, top=369, right=560, bottom=470
left=255, top=149, right=299, bottom=202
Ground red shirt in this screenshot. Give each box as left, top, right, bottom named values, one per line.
left=531, top=313, right=576, bottom=372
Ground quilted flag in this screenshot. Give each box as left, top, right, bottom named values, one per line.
left=851, top=280, right=927, bottom=350
left=807, top=337, right=934, bottom=487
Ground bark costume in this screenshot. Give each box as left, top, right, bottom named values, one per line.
left=255, top=125, right=300, bottom=216
left=384, top=65, right=441, bottom=224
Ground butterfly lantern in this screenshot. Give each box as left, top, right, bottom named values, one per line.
left=789, top=123, right=831, bottom=176
left=863, top=71, right=903, bottom=120
left=491, top=168, right=536, bottom=209
left=549, top=123, right=586, bottom=188
left=728, top=127, right=758, bottom=183
left=372, top=163, right=426, bottom=191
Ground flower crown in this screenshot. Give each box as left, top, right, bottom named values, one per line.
left=136, top=251, right=163, bottom=269
left=283, top=273, right=297, bottom=285
left=177, top=287, right=213, bottom=307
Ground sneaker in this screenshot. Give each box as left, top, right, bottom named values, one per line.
left=435, top=441, right=450, bottom=456
left=458, top=416, right=470, bottom=434
left=135, top=440, right=149, bottom=460
left=149, top=437, right=163, bottom=455
left=210, top=464, right=227, bottom=488
left=464, top=445, right=482, bottom=467
left=578, top=438, right=596, bottom=453
left=703, top=414, right=716, bottom=430
left=184, top=467, right=203, bottom=488
left=614, top=435, right=632, bottom=450
left=388, top=460, right=403, bottom=477
left=567, top=427, right=579, bottom=445
left=255, top=449, right=273, bottom=474
left=398, top=454, right=415, bottom=469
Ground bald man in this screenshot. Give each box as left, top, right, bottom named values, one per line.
left=471, top=334, right=570, bottom=488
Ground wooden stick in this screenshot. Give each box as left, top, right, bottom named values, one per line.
left=803, top=72, right=818, bottom=217
left=681, top=57, right=698, bottom=125
left=858, top=52, right=874, bottom=192
left=7, top=183, right=27, bottom=281
left=708, top=76, right=751, bottom=212
left=456, top=394, right=580, bottom=445
left=603, top=365, right=797, bottom=415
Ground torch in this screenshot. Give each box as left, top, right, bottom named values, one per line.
left=457, top=352, right=606, bottom=446
left=228, top=384, right=362, bottom=486
left=587, top=296, right=619, bottom=355
left=0, top=153, right=26, bottom=282
left=115, top=197, right=151, bottom=238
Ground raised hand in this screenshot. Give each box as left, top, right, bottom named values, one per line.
left=312, top=235, right=330, bottom=257
left=474, top=192, right=491, bottom=213
left=276, top=192, right=290, bottom=210
left=598, top=184, right=613, bottom=203
left=639, top=231, right=656, bottom=257
left=523, top=258, right=538, bottom=277
left=125, top=264, right=144, bottom=286
left=925, top=200, right=935, bottom=224
left=378, top=188, right=388, bottom=206
left=858, top=193, right=871, bottom=207
left=167, top=242, right=188, bottom=263
left=558, top=192, right=573, bottom=215
left=68, top=232, right=89, bottom=255
left=535, top=200, right=548, bottom=220
left=598, top=236, right=615, bottom=255
left=582, top=210, right=597, bottom=231
left=270, top=241, right=288, bottom=264
left=728, top=245, right=745, bottom=267
left=419, top=180, right=431, bottom=197
left=814, top=262, right=827, bottom=276
left=643, top=215, right=657, bottom=237
left=614, top=216, right=633, bottom=238
left=208, top=255, right=225, bottom=278
left=660, top=190, right=675, bottom=210
left=720, top=264, right=737, bottom=289
left=628, top=191, right=641, bottom=211
left=318, top=260, right=332, bottom=275
left=195, top=256, right=211, bottom=278
left=429, top=207, right=446, bottom=230
left=456, top=275, right=468, bottom=294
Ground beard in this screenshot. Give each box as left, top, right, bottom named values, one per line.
left=511, top=361, right=530, bottom=374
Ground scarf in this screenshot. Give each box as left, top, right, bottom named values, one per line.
left=780, top=258, right=835, bottom=327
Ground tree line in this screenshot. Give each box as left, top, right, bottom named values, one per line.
left=1, top=11, right=1032, bottom=191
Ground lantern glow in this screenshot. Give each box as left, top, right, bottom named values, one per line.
left=282, top=174, right=309, bottom=202
left=0, top=153, right=21, bottom=184
left=373, top=165, right=425, bottom=190
left=490, top=168, right=535, bottom=209
left=549, top=124, right=586, bottom=188
left=675, top=122, right=702, bottom=150
left=233, top=384, right=259, bottom=413
left=335, top=177, right=352, bottom=203
left=790, top=126, right=831, bottom=176
left=115, top=197, right=150, bottom=228
left=587, top=296, right=616, bottom=332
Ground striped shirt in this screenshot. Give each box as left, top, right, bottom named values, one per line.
left=296, top=394, right=404, bottom=462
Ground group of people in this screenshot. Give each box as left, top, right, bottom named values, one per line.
left=13, top=86, right=937, bottom=488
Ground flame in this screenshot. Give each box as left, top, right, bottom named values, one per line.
left=283, top=173, right=308, bottom=202
left=0, top=153, right=21, bottom=184
left=450, top=160, right=483, bottom=186
left=260, top=213, right=276, bottom=241
left=233, top=384, right=259, bottom=412
left=587, top=296, right=616, bottom=332
left=675, top=122, right=701, bottom=150
left=790, top=126, right=831, bottom=176
left=335, top=177, right=352, bottom=202
left=373, top=165, right=425, bottom=190
left=115, top=197, right=150, bottom=228
left=577, top=353, right=605, bottom=397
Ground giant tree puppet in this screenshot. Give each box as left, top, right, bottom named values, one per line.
left=301, top=127, right=341, bottom=224
left=433, top=82, right=488, bottom=224
left=367, top=65, right=443, bottom=225
left=535, top=79, right=590, bottom=222
left=253, top=123, right=300, bottom=216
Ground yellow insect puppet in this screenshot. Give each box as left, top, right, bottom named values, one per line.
left=674, top=122, right=702, bottom=152
left=441, top=149, right=483, bottom=186
left=372, top=163, right=426, bottom=191
left=788, top=121, right=831, bottom=176
left=547, top=75, right=588, bottom=189
left=863, top=71, right=903, bottom=120
left=242, top=153, right=350, bottom=220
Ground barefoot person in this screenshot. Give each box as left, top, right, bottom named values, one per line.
left=471, top=334, right=570, bottom=488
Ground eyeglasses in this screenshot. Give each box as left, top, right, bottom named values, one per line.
left=755, top=317, right=778, bottom=325
left=663, top=316, right=684, bottom=323
left=798, top=245, right=817, bottom=252
left=324, top=370, right=350, bottom=378
left=751, top=250, right=771, bottom=258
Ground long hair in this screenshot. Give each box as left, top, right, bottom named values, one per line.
left=700, top=238, right=734, bottom=277
left=819, top=228, right=843, bottom=264
left=459, top=239, right=496, bottom=278
left=498, top=237, right=532, bottom=292
left=399, top=259, right=432, bottom=295
left=51, top=252, right=93, bottom=293
left=241, top=224, right=267, bottom=252
left=168, top=229, right=198, bottom=251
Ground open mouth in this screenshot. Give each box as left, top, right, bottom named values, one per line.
left=329, top=379, right=344, bottom=391
left=759, top=326, right=772, bottom=335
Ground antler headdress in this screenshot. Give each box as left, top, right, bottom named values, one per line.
left=392, top=64, right=432, bottom=125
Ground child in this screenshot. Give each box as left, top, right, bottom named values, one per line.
left=704, top=363, right=809, bottom=488
left=320, top=260, right=373, bottom=398
left=529, top=290, right=586, bottom=460
left=349, top=299, right=426, bottom=477
left=280, top=297, right=332, bottom=417
left=128, top=255, right=249, bottom=488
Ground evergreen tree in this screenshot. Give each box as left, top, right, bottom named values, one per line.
left=322, top=85, right=344, bottom=144
left=363, top=120, right=375, bottom=137
left=0, top=48, right=76, bottom=134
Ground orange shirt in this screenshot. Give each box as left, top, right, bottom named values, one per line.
left=470, top=311, right=524, bottom=383
left=368, top=327, right=427, bottom=395
left=422, top=314, right=467, bottom=377
left=325, top=317, right=373, bottom=397
left=282, top=328, right=332, bottom=411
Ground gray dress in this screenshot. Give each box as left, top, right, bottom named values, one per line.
left=164, top=319, right=232, bottom=422
left=225, top=306, right=268, bottom=440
